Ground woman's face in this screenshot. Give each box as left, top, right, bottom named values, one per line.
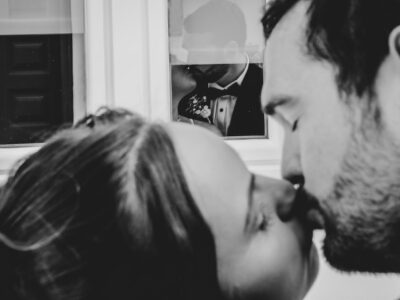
left=167, top=123, right=319, bottom=300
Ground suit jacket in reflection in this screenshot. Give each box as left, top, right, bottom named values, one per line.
left=227, top=63, right=265, bottom=136
left=178, top=64, right=265, bottom=137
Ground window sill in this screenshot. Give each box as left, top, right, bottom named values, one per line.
left=0, top=137, right=282, bottom=184
left=227, top=138, right=282, bottom=177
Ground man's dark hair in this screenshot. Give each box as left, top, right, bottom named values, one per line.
left=262, top=0, right=400, bottom=96
left=184, top=0, right=247, bottom=47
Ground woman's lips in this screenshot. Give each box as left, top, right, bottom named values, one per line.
left=294, top=187, right=325, bottom=230
left=306, top=208, right=325, bottom=230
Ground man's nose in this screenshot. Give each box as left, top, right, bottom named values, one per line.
left=281, top=132, right=304, bottom=186
left=276, top=132, right=305, bottom=221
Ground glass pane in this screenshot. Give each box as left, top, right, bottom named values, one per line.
left=0, top=0, right=84, bottom=144
left=169, top=0, right=267, bottom=138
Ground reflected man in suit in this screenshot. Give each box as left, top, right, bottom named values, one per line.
left=179, top=0, right=265, bottom=137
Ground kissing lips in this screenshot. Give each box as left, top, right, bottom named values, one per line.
left=294, top=187, right=325, bottom=230
left=306, top=208, right=325, bottom=230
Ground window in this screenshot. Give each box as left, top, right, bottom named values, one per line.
left=0, top=0, right=282, bottom=184
left=168, top=0, right=267, bottom=138
left=0, top=0, right=85, bottom=144
left=167, top=0, right=282, bottom=176
left=0, top=0, right=85, bottom=183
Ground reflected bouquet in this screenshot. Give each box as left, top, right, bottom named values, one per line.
left=178, top=89, right=212, bottom=123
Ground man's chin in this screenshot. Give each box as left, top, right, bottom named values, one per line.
left=322, top=230, right=400, bottom=274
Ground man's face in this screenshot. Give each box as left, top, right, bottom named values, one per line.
left=261, top=1, right=400, bottom=272
left=182, top=32, right=229, bottom=83
left=189, top=64, right=230, bottom=83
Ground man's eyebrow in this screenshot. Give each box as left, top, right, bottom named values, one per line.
left=263, top=96, right=293, bottom=115
left=244, top=173, right=256, bottom=234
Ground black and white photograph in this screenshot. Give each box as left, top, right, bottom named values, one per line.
left=0, top=0, right=400, bottom=299
left=169, top=0, right=267, bottom=138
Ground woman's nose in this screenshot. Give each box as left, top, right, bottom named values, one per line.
left=264, top=177, right=297, bottom=222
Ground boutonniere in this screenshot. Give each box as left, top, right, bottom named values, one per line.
left=178, top=90, right=212, bottom=123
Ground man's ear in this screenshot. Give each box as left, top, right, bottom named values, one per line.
left=388, top=25, right=400, bottom=67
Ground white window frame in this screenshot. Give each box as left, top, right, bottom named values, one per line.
left=0, top=0, right=282, bottom=184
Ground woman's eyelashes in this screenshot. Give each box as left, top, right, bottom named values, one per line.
left=249, top=175, right=270, bottom=232
left=256, top=212, right=268, bottom=231
left=291, top=119, right=299, bottom=132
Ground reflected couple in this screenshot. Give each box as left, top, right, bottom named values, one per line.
left=171, top=0, right=265, bottom=137
left=0, top=108, right=318, bottom=300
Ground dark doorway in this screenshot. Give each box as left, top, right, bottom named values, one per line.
left=0, top=34, right=73, bottom=144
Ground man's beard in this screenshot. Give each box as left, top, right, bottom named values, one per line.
left=319, top=108, right=400, bottom=273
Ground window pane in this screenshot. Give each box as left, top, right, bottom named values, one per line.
left=0, top=0, right=84, bottom=144
left=169, top=0, right=267, bottom=138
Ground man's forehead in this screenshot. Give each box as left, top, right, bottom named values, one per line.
left=265, top=1, right=310, bottom=70
left=262, top=2, right=312, bottom=109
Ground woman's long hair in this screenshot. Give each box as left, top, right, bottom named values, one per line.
left=0, top=113, right=222, bottom=300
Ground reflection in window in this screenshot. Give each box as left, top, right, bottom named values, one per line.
left=169, top=0, right=267, bottom=138
left=0, top=0, right=84, bottom=144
